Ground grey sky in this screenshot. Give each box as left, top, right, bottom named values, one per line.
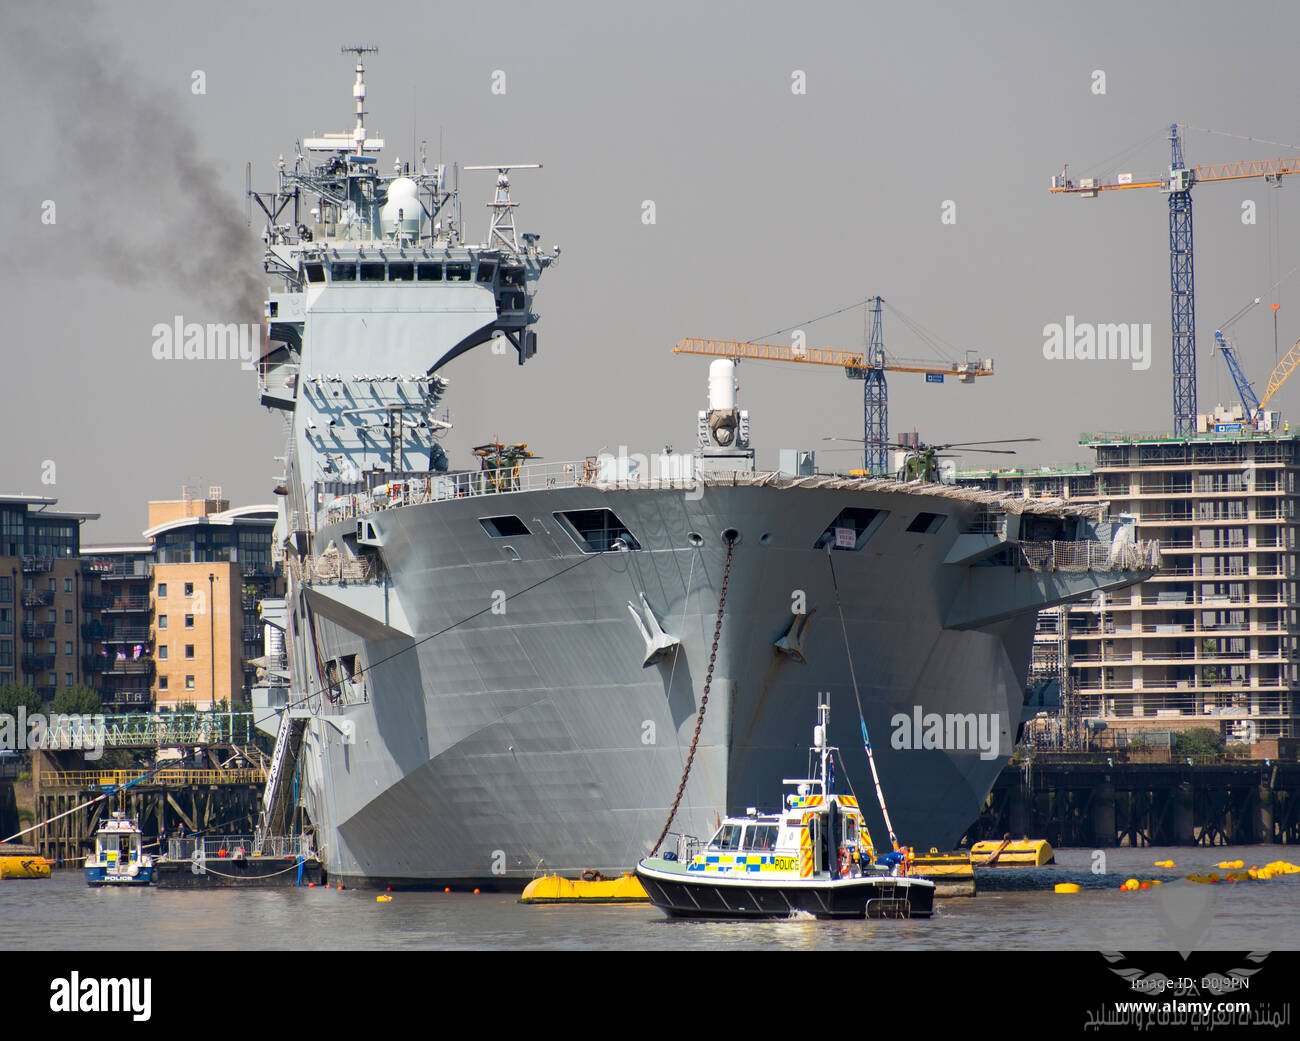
left=2, top=0, right=1299, bottom=540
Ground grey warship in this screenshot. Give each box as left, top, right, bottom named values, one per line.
left=250, top=52, right=1159, bottom=886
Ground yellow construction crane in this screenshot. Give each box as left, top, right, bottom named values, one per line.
left=672, top=337, right=993, bottom=381
left=672, top=331, right=994, bottom=474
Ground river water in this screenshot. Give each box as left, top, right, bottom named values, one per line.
left=4, top=846, right=1298, bottom=951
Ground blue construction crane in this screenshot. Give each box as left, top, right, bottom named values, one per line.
left=845, top=296, right=889, bottom=475
left=1051, top=125, right=1300, bottom=436
left=1213, top=330, right=1261, bottom=419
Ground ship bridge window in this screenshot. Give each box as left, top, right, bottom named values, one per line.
left=498, top=290, right=526, bottom=312
left=814, top=507, right=888, bottom=551
left=359, top=262, right=386, bottom=282
left=501, top=266, right=526, bottom=287
left=709, top=824, right=744, bottom=851
left=554, top=508, right=642, bottom=553
left=305, top=263, right=325, bottom=283
left=476, top=262, right=497, bottom=283
left=330, top=262, right=357, bottom=281
left=906, top=512, right=947, bottom=534
left=745, top=824, right=778, bottom=852
left=388, top=262, right=415, bottom=282
left=479, top=515, right=531, bottom=538
left=446, top=262, right=472, bottom=282
left=417, top=263, right=443, bottom=281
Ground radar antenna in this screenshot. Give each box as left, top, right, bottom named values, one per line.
left=341, top=45, right=380, bottom=153
left=464, top=164, right=542, bottom=251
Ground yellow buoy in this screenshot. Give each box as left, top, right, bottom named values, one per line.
left=1153, top=859, right=1176, bottom=869
left=0, top=855, right=52, bottom=880
left=520, top=872, right=649, bottom=904
left=376, top=894, right=393, bottom=903
left=968, top=838, right=1054, bottom=867
left=1216, top=859, right=1245, bottom=870
left=1054, top=882, right=1081, bottom=894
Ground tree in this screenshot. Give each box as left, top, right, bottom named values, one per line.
left=0, top=683, right=43, bottom=718
left=1173, top=727, right=1223, bottom=760
left=50, top=685, right=102, bottom=716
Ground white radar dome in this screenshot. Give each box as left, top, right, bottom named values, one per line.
left=381, top=177, right=423, bottom=239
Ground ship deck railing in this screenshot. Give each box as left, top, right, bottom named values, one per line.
left=320, top=458, right=698, bottom=523
left=165, top=835, right=314, bottom=860
left=1015, top=539, right=1161, bottom=573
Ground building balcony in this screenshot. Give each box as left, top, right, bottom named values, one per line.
left=80, top=621, right=105, bottom=640
left=106, top=657, right=155, bottom=677
left=80, top=592, right=111, bottom=610
left=102, top=627, right=152, bottom=644
left=84, top=561, right=153, bottom=580
left=102, top=689, right=151, bottom=708
left=24, top=589, right=55, bottom=608
left=82, top=653, right=112, bottom=673
left=101, top=596, right=152, bottom=613
left=21, top=556, right=54, bottom=574
left=20, top=620, right=55, bottom=640
left=22, top=653, right=54, bottom=671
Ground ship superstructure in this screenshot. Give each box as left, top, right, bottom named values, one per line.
left=249, top=54, right=1160, bottom=886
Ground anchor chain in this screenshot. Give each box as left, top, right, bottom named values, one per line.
left=651, top=538, right=735, bottom=855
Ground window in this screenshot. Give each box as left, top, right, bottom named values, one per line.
left=64, top=609, right=73, bottom=625
left=185, top=675, right=195, bottom=691
left=157, top=583, right=167, bottom=598
left=64, top=578, right=73, bottom=593
left=158, top=645, right=168, bottom=660
left=709, top=824, right=744, bottom=851
left=500, top=266, right=526, bottom=287
left=64, top=642, right=73, bottom=656
left=185, top=614, right=195, bottom=629
left=745, top=824, right=779, bottom=852
left=479, top=516, right=531, bottom=538
left=184, top=645, right=195, bottom=660
left=65, top=672, right=73, bottom=687
left=906, top=512, right=948, bottom=535
left=554, top=509, right=641, bottom=553
left=158, top=615, right=168, bottom=630
left=359, top=262, right=386, bottom=282
left=158, top=676, right=169, bottom=691
left=184, top=582, right=194, bottom=597
left=815, top=507, right=887, bottom=551
left=47, top=641, right=56, bottom=654
left=475, top=262, right=496, bottom=283
left=445, top=262, right=471, bottom=282
left=416, top=262, right=443, bottom=281
left=330, top=262, right=357, bottom=281
left=388, top=261, right=414, bottom=282
left=305, top=262, right=325, bottom=283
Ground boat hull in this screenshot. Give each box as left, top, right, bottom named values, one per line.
left=284, top=480, right=1138, bottom=885
left=635, top=860, right=935, bottom=919
left=84, top=865, right=155, bottom=886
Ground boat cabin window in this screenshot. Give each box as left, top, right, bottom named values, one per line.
left=746, top=824, right=779, bottom=852
left=305, top=263, right=326, bottom=283
left=554, top=509, right=642, bottom=553
left=814, top=507, right=888, bottom=551
left=388, top=262, right=415, bottom=282
left=359, top=262, right=386, bottom=282
left=417, top=263, right=443, bottom=281
left=843, top=817, right=858, bottom=842
left=446, top=262, right=472, bottom=282
left=906, top=511, right=947, bottom=534
left=498, top=290, right=527, bottom=312
left=479, top=515, right=531, bottom=538
left=500, top=266, right=526, bottom=287
left=476, top=262, right=497, bottom=283
left=709, top=824, right=744, bottom=851
left=330, top=262, right=357, bottom=281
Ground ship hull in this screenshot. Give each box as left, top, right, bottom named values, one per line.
left=284, top=479, right=1113, bottom=887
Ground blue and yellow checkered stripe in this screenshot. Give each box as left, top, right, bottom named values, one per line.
left=686, top=853, right=789, bottom=874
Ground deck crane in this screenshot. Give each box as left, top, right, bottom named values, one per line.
left=1050, top=124, right=1300, bottom=435
left=672, top=301, right=994, bottom=475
